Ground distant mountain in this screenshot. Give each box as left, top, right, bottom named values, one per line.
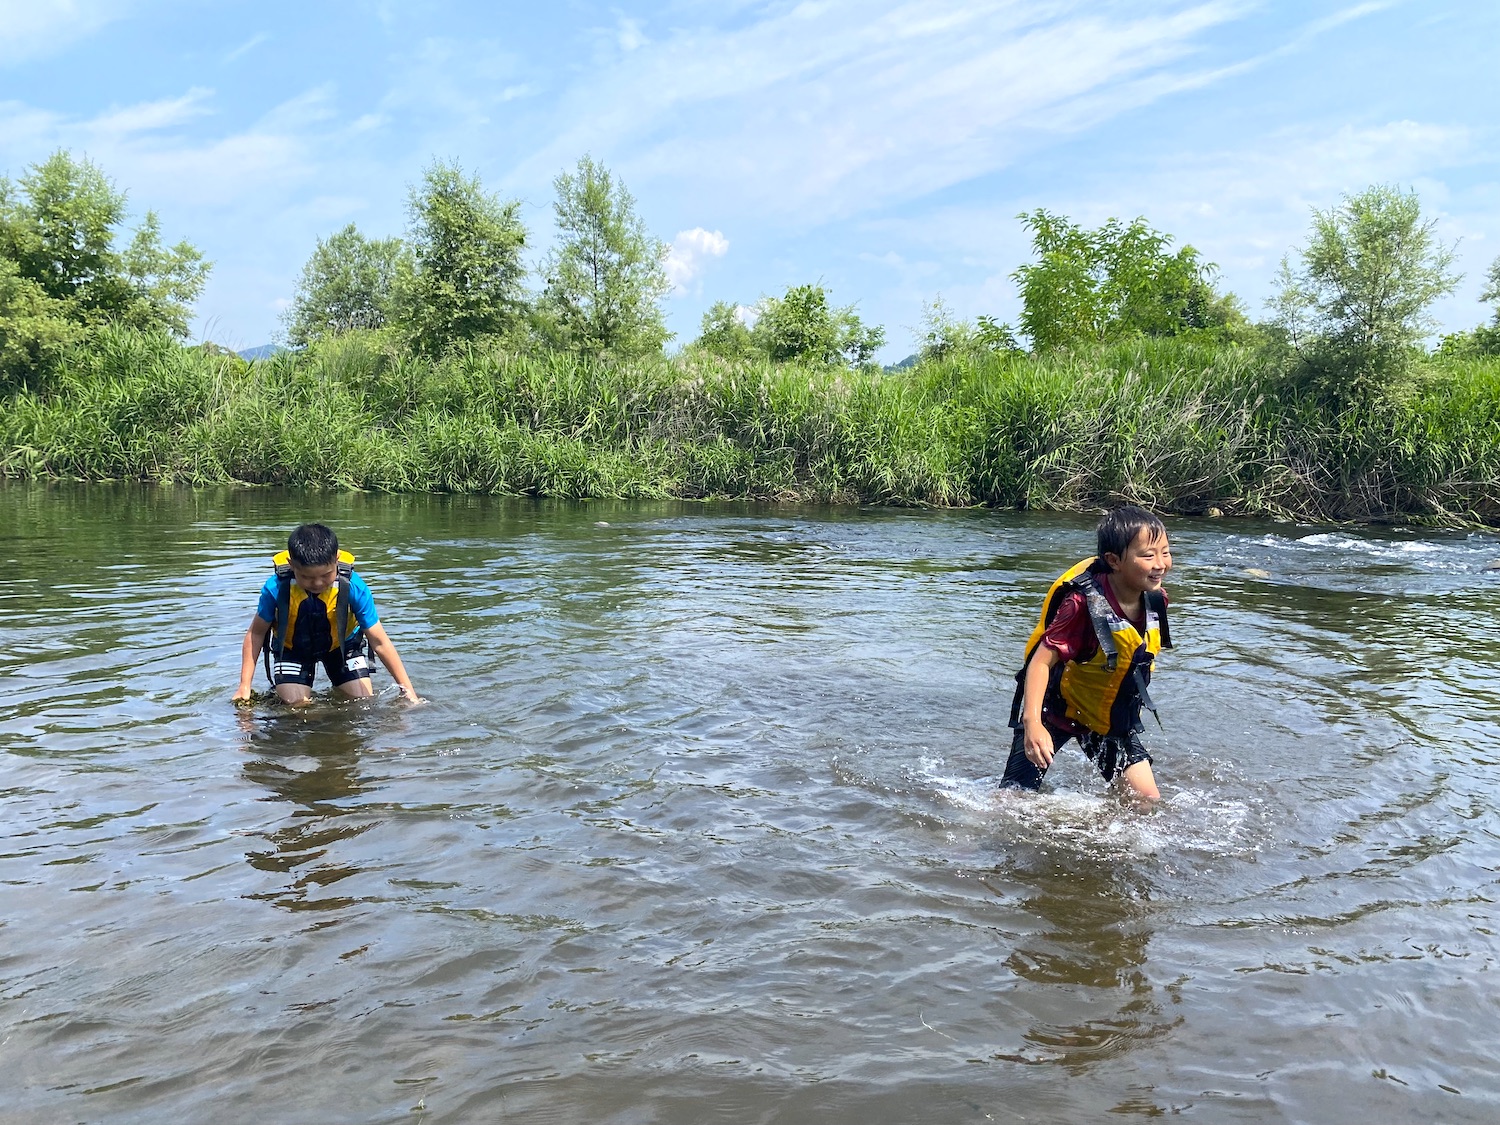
left=883, top=353, right=919, bottom=373
left=237, top=343, right=286, bottom=361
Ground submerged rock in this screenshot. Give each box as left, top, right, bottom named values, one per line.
left=1207, top=507, right=1224, bottom=518
left=1484, top=558, right=1500, bottom=572
left=1244, top=567, right=1272, bottom=579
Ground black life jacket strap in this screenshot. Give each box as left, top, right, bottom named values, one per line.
left=1148, top=589, right=1171, bottom=649
left=1008, top=667, right=1026, bottom=729
left=272, top=564, right=293, bottom=651
left=1075, top=571, right=1119, bottom=672
left=1133, top=663, right=1162, bottom=730
left=261, top=626, right=274, bottom=687
left=335, top=560, right=353, bottom=650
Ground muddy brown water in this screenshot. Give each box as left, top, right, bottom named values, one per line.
left=2, top=484, right=1498, bottom=1124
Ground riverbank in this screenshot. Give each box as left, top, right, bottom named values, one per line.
left=3, top=328, right=1497, bottom=525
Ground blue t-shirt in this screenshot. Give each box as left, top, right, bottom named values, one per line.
left=256, top=571, right=380, bottom=644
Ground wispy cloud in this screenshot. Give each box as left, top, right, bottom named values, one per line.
left=506, top=0, right=1257, bottom=222
left=0, top=86, right=333, bottom=207
left=85, top=88, right=215, bottom=137
left=617, top=16, right=649, bottom=52
left=224, top=32, right=271, bottom=64
left=0, top=0, right=130, bottom=66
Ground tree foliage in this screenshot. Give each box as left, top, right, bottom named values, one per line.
left=541, top=156, right=671, bottom=359
left=1483, top=254, right=1500, bottom=313
left=0, top=150, right=208, bottom=385
left=283, top=223, right=405, bottom=347
left=1012, top=209, right=1234, bottom=352
left=750, top=284, right=884, bottom=367
left=0, top=256, right=84, bottom=383
left=694, top=300, right=756, bottom=361
left=1436, top=254, right=1500, bottom=358
left=1272, top=184, right=1458, bottom=397
left=914, top=297, right=1020, bottom=363
left=397, top=161, right=527, bottom=354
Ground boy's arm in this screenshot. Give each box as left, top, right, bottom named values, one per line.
left=234, top=616, right=272, bottom=704
left=363, top=622, right=422, bottom=703
left=1021, top=643, right=1063, bottom=769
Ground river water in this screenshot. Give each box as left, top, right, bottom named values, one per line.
left=2, top=484, right=1498, bottom=1124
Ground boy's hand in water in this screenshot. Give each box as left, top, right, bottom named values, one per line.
left=395, top=685, right=426, bottom=707
left=232, top=688, right=254, bottom=708
left=1023, top=719, right=1055, bottom=769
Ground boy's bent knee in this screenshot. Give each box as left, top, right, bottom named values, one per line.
left=1119, top=760, right=1160, bottom=802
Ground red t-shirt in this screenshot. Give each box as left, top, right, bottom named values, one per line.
left=1039, top=577, right=1167, bottom=665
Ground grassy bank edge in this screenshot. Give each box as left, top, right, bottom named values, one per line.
left=3, top=328, right=1498, bottom=528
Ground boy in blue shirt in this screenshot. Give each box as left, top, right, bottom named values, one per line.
left=233, top=523, right=421, bottom=706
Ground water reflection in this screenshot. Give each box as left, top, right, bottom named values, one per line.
left=237, top=703, right=380, bottom=912
left=1000, top=858, right=1179, bottom=1074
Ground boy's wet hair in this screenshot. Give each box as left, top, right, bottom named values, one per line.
left=287, top=523, right=339, bottom=568
left=1097, top=505, right=1166, bottom=564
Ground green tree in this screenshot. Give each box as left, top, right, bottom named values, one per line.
left=1483, top=254, right=1500, bottom=314
left=693, top=300, right=756, bottom=360
left=0, top=150, right=208, bottom=386
left=541, top=156, right=671, bottom=358
left=1272, top=184, right=1458, bottom=397
left=397, top=161, right=528, bottom=354
left=839, top=307, right=886, bottom=368
left=752, top=283, right=884, bottom=367
left=106, top=213, right=211, bottom=336
left=913, top=298, right=1020, bottom=363
left=1012, top=210, right=1227, bottom=352
left=283, top=223, right=405, bottom=347
left=0, top=257, right=83, bottom=384
left=975, top=315, right=1021, bottom=353
left=1436, top=254, right=1500, bottom=358
left=914, top=296, right=976, bottom=362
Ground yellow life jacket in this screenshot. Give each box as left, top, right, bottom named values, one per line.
left=267, top=549, right=358, bottom=655
left=1010, top=557, right=1171, bottom=736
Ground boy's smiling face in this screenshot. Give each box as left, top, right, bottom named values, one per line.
left=290, top=562, right=339, bottom=596
left=1104, top=527, right=1172, bottom=597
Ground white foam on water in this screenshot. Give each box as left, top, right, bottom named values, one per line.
left=913, top=755, right=1262, bottom=865
left=1218, top=529, right=1500, bottom=590
left=1296, top=532, right=1443, bottom=555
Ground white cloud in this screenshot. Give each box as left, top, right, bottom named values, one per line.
left=664, top=227, right=729, bottom=294
left=224, top=32, right=271, bottom=65
left=0, top=86, right=334, bottom=209
left=0, top=0, right=129, bottom=66
left=618, top=16, right=649, bottom=52
left=509, top=0, right=1261, bottom=222
left=376, top=37, right=528, bottom=129
left=85, top=88, right=214, bottom=137
left=496, top=0, right=1422, bottom=237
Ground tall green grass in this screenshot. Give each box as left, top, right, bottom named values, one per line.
left=3, top=326, right=1497, bottom=524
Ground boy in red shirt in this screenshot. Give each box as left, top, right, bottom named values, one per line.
left=1001, top=506, right=1173, bottom=802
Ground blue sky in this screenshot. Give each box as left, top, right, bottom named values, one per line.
left=3, top=0, right=1497, bottom=358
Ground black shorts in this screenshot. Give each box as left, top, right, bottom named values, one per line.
left=1001, top=717, right=1152, bottom=791
left=270, top=640, right=374, bottom=689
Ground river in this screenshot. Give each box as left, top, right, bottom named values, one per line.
left=2, top=484, right=1498, bottom=1124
